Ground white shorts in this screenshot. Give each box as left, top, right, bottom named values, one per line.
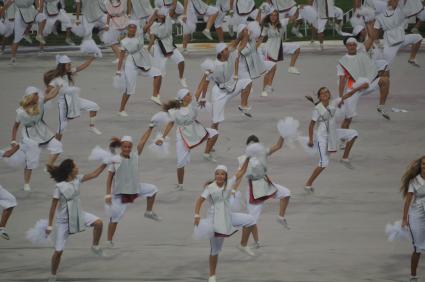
left=57, top=98, right=100, bottom=134
left=22, top=137, right=63, bottom=170
left=153, top=44, right=184, bottom=76
left=0, top=185, right=17, bottom=210
left=211, top=78, right=251, bottom=123
left=317, top=129, right=358, bottom=168
left=0, top=19, right=15, bottom=37
left=14, top=10, right=46, bottom=43
left=43, top=9, right=72, bottom=36
left=107, top=183, right=159, bottom=223
left=246, top=184, right=291, bottom=223
left=124, top=59, right=162, bottom=95
left=342, top=78, right=380, bottom=119
left=175, top=127, right=218, bottom=168
left=184, top=1, right=218, bottom=35
left=383, top=34, right=423, bottom=66
left=55, top=212, right=99, bottom=251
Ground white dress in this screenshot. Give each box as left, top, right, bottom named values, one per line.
left=408, top=174, right=425, bottom=253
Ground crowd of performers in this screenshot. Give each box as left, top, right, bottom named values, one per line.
left=0, top=0, right=425, bottom=282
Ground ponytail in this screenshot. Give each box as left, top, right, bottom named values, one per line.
left=109, top=136, right=122, bottom=154
left=162, top=99, right=181, bottom=112
left=47, top=159, right=75, bottom=183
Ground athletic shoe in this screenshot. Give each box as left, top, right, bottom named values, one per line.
left=408, top=60, right=421, bottom=68
left=238, top=105, right=252, bottom=118
left=208, top=276, right=216, bottom=282
left=377, top=106, right=390, bottom=120
left=35, top=34, right=46, bottom=45
left=23, top=34, right=33, bottom=44
left=175, top=184, right=184, bottom=191
left=24, top=184, right=31, bottom=192
left=304, top=185, right=314, bottom=194
left=91, top=245, right=107, bottom=257
left=47, top=275, right=57, bottom=282
left=118, top=111, right=128, bottom=117
left=410, top=277, right=418, bottom=282
left=277, top=217, right=290, bottom=230
left=261, top=90, right=268, bottom=97
left=203, top=153, right=217, bottom=163
left=340, top=158, right=354, bottom=170
left=251, top=241, right=262, bottom=249
left=105, top=241, right=115, bottom=249
left=288, top=66, right=300, bottom=75
left=65, top=37, right=76, bottom=46
left=238, top=245, right=255, bottom=256
left=150, top=96, right=162, bottom=106
left=0, top=228, right=10, bottom=240
left=9, top=57, right=16, bottom=65
left=144, top=211, right=162, bottom=222
left=202, top=29, right=213, bottom=40
left=89, top=126, right=102, bottom=135
left=180, top=78, right=188, bottom=88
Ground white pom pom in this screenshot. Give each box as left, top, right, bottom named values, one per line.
left=113, top=75, right=126, bottom=92
left=80, top=39, right=102, bottom=58
left=148, top=134, right=170, bottom=158
left=385, top=220, right=410, bottom=242
left=357, top=6, right=375, bottom=22
left=2, top=148, right=26, bottom=168
left=300, top=5, right=318, bottom=25
left=245, top=143, right=266, bottom=158
left=297, top=136, right=318, bottom=156
left=192, top=218, right=214, bottom=240
left=277, top=117, right=300, bottom=140
left=71, top=23, right=85, bottom=37
left=201, top=59, right=215, bottom=74
left=26, top=219, right=53, bottom=246
left=150, top=111, right=171, bottom=127
left=247, top=21, right=261, bottom=39
left=88, top=146, right=117, bottom=164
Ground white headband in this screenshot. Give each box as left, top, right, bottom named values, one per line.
left=56, top=54, right=71, bottom=64
left=215, top=43, right=227, bottom=55
left=24, top=86, right=40, bottom=98
left=120, top=136, right=133, bottom=143
left=176, top=88, right=190, bottom=100
left=346, top=37, right=358, bottom=44
left=215, top=165, right=228, bottom=173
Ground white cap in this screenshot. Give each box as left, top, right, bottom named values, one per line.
left=215, top=165, right=228, bottom=173
left=176, top=88, right=190, bottom=100
left=352, top=25, right=365, bottom=36
left=55, top=54, right=71, bottom=64
left=120, top=136, right=133, bottom=143
left=157, top=7, right=169, bottom=16
left=215, top=43, right=227, bottom=55
left=247, top=21, right=261, bottom=40
left=237, top=24, right=247, bottom=38
left=24, top=86, right=40, bottom=98
left=128, top=20, right=139, bottom=27
left=260, top=3, right=275, bottom=17
left=346, top=37, right=358, bottom=44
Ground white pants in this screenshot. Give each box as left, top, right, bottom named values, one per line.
left=211, top=78, right=252, bottom=123
left=153, top=44, right=184, bottom=76
left=43, top=9, right=72, bottom=36
left=14, top=11, right=46, bottom=43
left=0, top=185, right=17, bottom=210
left=317, top=129, right=358, bottom=168
left=107, top=183, right=158, bottom=223
left=123, top=59, right=162, bottom=95
left=409, top=206, right=425, bottom=253
left=57, top=97, right=100, bottom=134
left=54, top=212, right=98, bottom=251
left=0, top=19, right=15, bottom=37
left=21, top=137, right=63, bottom=170
left=342, top=78, right=380, bottom=119
left=209, top=212, right=256, bottom=255
left=246, top=184, right=291, bottom=223
left=184, top=1, right=218, bottom=35
left=176, top=127, right=218, bottom=168
left=81, top=14, right=107, bottom=40
left=383, top=34, right=423, bottom=66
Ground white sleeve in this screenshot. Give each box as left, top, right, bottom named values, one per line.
left=408, top=183, right=415, bottom=193
left=201, top=188, right=210, bottom=199
left=311, top=109, right=320, bottom=122
left=227, top=176, right=237, bottom=188
left=15, top=110, right=21, bottom=123
left=336, top=64, right=345, bottom=77
left=167, top=109, right=176, bottom=121
left=261, top=27, right=268, bottom=37
left=108, top=163, right=117, bottom=173
left=49, top=78, right=59, bottom=88
left=53, top=187, right=60, bottom=199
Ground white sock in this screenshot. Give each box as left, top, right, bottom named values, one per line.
left=90, top=117, right=96, bottom=126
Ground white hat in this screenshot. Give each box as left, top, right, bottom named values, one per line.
left=176, top=88, right=190, bottom=100
left=157, top=7, right=169, bottom=16
left=215, top=165, right=228, bottom=173
left=237, top=24, right=247, bottom=38
left=120, top=136, right=133, bottom=143
left=128, top=20, right=139, bottom=27
left=346, top=37, right=358, bottom=44
left=24, top=86, right=40, bottom=98
left=215, top=43, right=227, bottom=55
left=352, top=25, right=365, bottom=36
left=55, top=54, right=71, bottom=65
left=260, top=3, right=274, bottom=17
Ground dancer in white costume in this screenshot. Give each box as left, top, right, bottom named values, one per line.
left=259, top=9, right=301, bottom=75
left=75, top=0, right=107, bottom=40
left=116, top=21, right=163, bottom=115
left=237, top=22, right=277, bottom=97
left=44, top=54, right=102, bottom=138
left=182, top=0, right=218, bottom=50
left=129, top=0, right=155, bottom=33
left=145, top=8, right=187, bottom=87
left=401, top=156, right=425, bottom=282
left=231, top=0, right=259, bottom=28
left=337, top=37, right=391, bottom=129
left=214, top=0, right=232, bottom=42
left=157, top=88, right=218, bottom=190
left=0, top=145, right=20, bottom=240
left=193, top=161, right=256, bottom=282
left=198, top=42, right=252, bottom=160
left=105, top=133, right=162, bottom=247
left=0, top=1, right=16, bottom=53
left=265, top=0, right=304, bottom=38
left=238, top=134, right=291, bottom=247
left=103, top=0, right=129, bottom=60
left=373, top=0, right=423, bottom=67
left=46, top=159, right=107, bottom=282
left=411, top=0, right=425, bottom=34
left=154, top=0, right=184, bottom=19
left=10, top=86, right=63, bottom=192
left=2, top=0, right=47, bottom=64
left=304, top=87, right=359, bottom=192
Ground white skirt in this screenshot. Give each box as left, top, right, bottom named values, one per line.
left=409, top=203, right=425, bottom=252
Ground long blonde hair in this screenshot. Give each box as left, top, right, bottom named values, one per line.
left=401, top=156, right=425, bottom=198
left=19, top=95, right=40, bottom=116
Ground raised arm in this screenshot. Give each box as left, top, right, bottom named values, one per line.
left=402, top=192, right=413, bottom=227
left=268, top=136, right=284, bottom=156
left=233, top=55, right=240, bottom=77
left=46, top=198, right=59, bottom=235
left=75, top=57, right=96, bottom=73
left=183, top=0, right=188, bottom=17
left=193, top=196, right=206, bottom=225
left=233, top=156, right=250, bottom=188
left=308, top=120, right=315, bottom=147
left=81, top=164, right=108, bottom=182
left=137, top=127, right=154, bottom=155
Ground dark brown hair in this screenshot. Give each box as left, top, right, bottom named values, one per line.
left=261, top=10, right=282, bottom=31
left=162, top=100, right=181, bottom=112
left=401, top=156, right=425, bottom=198
left=44, top=64, right=74, bottom=86
left=47, top=159, right=75, bottom=183
left=109, top=136, right=122, bottom=153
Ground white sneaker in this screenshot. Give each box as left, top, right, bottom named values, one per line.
left=150, top=96, right=162, bottom=106
left=89, top=126, right=102, bottom=135
left=47, top=275, right=57, bottom=282
left=175, top=184, right=184, bottom=191
left=9, top=57, right=16, bottom=65
left=182, top=48, right=188, bottom=54
left=340, top=158, right=354, bottom=170
left=203, top=153, right=217, bottom=163
left=24, top=184, right=31, bottom=192
left=36, top=34, right=46, bottom=45
left=144, top=211, right=162, bottom=222
left=118, top=111, right=128, bottom=117
left=91, top=245, right=107, bottom=257
left=202, top=29, right=213, bottom=40
left=320, top=43, right=324, bottom=51
left=288, top=66, right=300, bottom=75
left=238, top=245, right=255, bottom=256
left=261, top=90, right=268, bottom=97
left=208, top=276, right=216, bottom=282
left=251, top=241, right=262, bottom=249
left=23, top=34, right=33, bottom=44
left=65, top=37, right=76, bottom=46
left=0, top=227, right=10, bottom=240
left=304, top=185, right=314, bottom=194
left=277, top=217, right=290, bottom=230
left=105, top=240, right=115, bottom=249
left=238, top=105, right=252, bottom=118
left=180, top=78, right=188, bottom=88
left=377, top=106, right=390, bottom=120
